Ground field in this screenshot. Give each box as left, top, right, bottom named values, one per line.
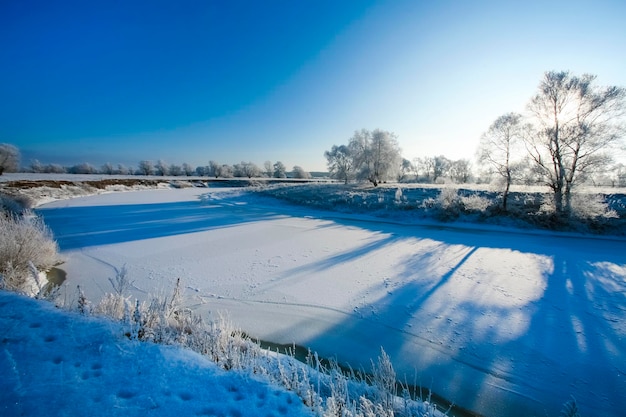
left=2, top=175, right=626, bottom=417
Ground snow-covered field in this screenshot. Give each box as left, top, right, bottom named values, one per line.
left=18, top=185, right=626, bottom=416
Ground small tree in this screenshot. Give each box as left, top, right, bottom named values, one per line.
left=182, top=163, right=195, bottom=176
left=432, top=155, right=451, bottom=182
left=137, top=160, right=154, bottom=176
left=264, top=161, right=273, bottom=178
left=207, top=160, right=221, bottom=178
left=168, top=164, right=182, bottom=176
left=155, top=160, right=169, bottom=176
left=69, top=162, right=97, bottom=174
left=273, top=161, right=287, bottom=178
left=324, top=145, right=354, bottom=184
left=101, top=162, right=115, bottom=175
left=449, top=159, right=472, bottom=184
left=477, top=112, right=525, bottom=210
left=526, top=71, right=626, bottom=216
left=292, top=165, right=311, bottom=179
left=0, top=143, right=20, bottom=175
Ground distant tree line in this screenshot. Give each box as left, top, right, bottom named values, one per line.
left=19, top=158, right=313, bottom=179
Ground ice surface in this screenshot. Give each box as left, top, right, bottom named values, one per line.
left=34, top=187, right=626, bottom=417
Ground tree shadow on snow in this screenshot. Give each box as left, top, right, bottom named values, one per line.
left=271, top=214, right=626, bottom=417
left=37, top=196, right=284, bottom=250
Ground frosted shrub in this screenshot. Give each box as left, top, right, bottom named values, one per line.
left=436, top=188, right=459, bottom=210
left=0, top=213, right=60, bottom=294
left=460, top=194, right=492, bottom=212
left=371, top=348, right=396, bottom=411
left=94, top=266, right=132, bottom=320
left=571, top=193, right=617, bottom=219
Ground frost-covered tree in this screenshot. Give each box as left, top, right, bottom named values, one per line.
left=116, top=164, right=130, bottom=175
left=236, top=161, right=261, bottom=178
left=182, top=163, right=195, bottom=176
left=526, top=71, right=626, bottom=216
left=449, top=159, right=472, bottom=184
left=432, top=155, right=451, bottom=182
left=101, top=162, right=115, bottom=175
left=263, top=161, right=273, bottom=178
left=69, top=162, right=97, bottom=174
left=137, top=160, right=154, bottom=176
left=220, top=164, right=234, bottom=178
left=324, top=144, right=354, bottom=184
left=273, top=161, right=287, bottom=178
left=477, top=112, right=525, bottom=210
left=0, top=143, right=20, bottom=175
left=168, top=164, right=182, bottom=176
left=207, top=160, right=221, bottom=178
left=348, top=129, right=402, bottom=186
left=155, top=160, right=169, bottom=176
left=397, top=158, right=413, bottom=182
left=30, top=159, right=43, bottom=173
left=292, top=165, right=311, bottom=179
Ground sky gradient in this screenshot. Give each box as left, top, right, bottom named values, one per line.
left=2, top=0, right=625, bottom=171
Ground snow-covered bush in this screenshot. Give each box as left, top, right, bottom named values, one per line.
left=460, top=194, right=492, bottom=212
left=0, top=213, right=61, bottom=295
left=436, top=188, right=459, bottom=210
left=94, top=266, right=132, bottom=319
left=1, top=192, right=32, bottom=216
left=570, top=193, right=617, bottom=220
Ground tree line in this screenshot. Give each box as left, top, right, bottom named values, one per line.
left=0, top=152, right=313, bottom=180
left=325, top=70, right=626, bottom=217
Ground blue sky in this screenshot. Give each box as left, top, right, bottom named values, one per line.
left=1, top=0, right=625, bottom=171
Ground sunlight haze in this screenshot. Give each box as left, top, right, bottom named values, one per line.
left=1, top=0, right=625, bottom=171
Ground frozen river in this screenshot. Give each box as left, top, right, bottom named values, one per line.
left=38, top=187, right=626, bottom=417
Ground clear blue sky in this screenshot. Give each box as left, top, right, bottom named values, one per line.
left=2, top=0, right=625, bottom=171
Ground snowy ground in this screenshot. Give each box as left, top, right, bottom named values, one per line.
left=0, top=290, right=313, bottom=417
left=32, top=187, right=626, bottom=417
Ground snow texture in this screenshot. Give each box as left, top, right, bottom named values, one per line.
left=0, top=290, right=313, bottom=417
left=30, top=186, right=626, bottom=417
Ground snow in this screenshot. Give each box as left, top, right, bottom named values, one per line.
left=27, top=187, right=626, bottom=417
left=0, top=290, right=313, bottom=417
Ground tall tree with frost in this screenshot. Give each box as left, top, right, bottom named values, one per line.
left=348, top=129, right=401, bottom=186
left=526, top=71, right=625, bottom=216
left=477, top=112, right=525, bottom=211
left=0, top=143, right=20, bottom=175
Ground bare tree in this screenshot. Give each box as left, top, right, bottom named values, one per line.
left=0, top=143, right=20, bottom=175
left=526, top=71, right=626, bottom=216
left=477, top=113, right=525, bottom=210
left=324, top=144, right=354, bottom=184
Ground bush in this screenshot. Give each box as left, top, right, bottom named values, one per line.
left=0, top=213, right=61, bottom=294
